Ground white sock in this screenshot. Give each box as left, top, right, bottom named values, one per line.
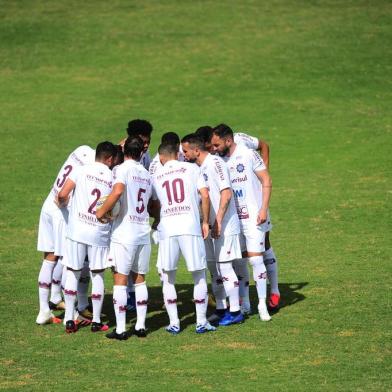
left=207, top=261, right=227, bottom=310
left=38, top=259, right=56, bottom=313
left=264, top=248, right=280, bottom=295
left=61, top=265, right=67, bottom=297
left=162, top=270, right=179, bottom=327
left=217, top=262, right=240, bottom=312
left=234, top=258, right=250, bottom=306
left=113, top=285, right=127, bottom=334
left=64, top=269, right=81, bottom=322
left=248, top=256, right=267, bottom=301
left=49, top=259, right=63, bottom=305
left=127, top=275, right=135, bottom=296
left=134, top=281, right=148, bottom=330
left=192, top=270, right=208, bottom=325
left=90, top=271, right=105, bottom=323
left=77, top=265, right=90, bottom=311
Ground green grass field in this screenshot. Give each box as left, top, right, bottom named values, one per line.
left=0, top=0, right=391, bottom=390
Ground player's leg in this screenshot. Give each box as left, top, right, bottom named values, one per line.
left=161, top=269, right=180, bottom=333
left=264, top=232, right=280, bottom=309
left=206, top=234, right=226, bottom=321
left=130, top=243, right=151, bottom=337
left=106, top=242, right=133, bottom=340
left=62, top=239, right=87, bottom=332
left=77, top=260, right=90, bottom=318
left=233, top=258, right=251, bottom=314
left=88, top=244, right=109, bottom=332
left=49, top=257, right=64, bottom=309
left=159, top=237, right=181, bottom=333
left=37, top=252, right=58, bottom=324
left=233, top=233, right=251, bottom=314
left=215, top=235, right=244, bottom=326
left=36, top=210, right=61, bottom=324
left=245, top=229, right=271, bottom=321
left=181, top=235, right=215, bottom=333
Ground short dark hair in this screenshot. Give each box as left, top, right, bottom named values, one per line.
left=95, top=141, right=118, bottom=160
left=212, top=123, right=233, bottom=139
left=158, top=143, right=178, bottom=156
left=161, top=132, right=180, bottom=145
left=115, top=144, right=124, bottom=165
left=124, top=136, right=144, bottom=160
left=181, top=133, right=205, bottom=151
left=195, top=126, right=213, bottom=143
left=126, top=119, right=153, bottom=137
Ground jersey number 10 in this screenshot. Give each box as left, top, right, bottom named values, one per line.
left=162, top=178, right=185, bottom=205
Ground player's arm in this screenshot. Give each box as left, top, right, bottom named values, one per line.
left=255, top=169, right=272, bottom=225
left=212, top=188, right=232, bottom=239
left=199, top=187, right=210, bottom=240
left=96, top=183, right=124, bottom=222
left=258, top=140, right=270, bottom=168
left=148, top=199, right=161, bottom=230
left=57, top=178, right=76, bottom=207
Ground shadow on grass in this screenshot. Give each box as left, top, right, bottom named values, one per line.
left=100, top=282, right=308, bottom=332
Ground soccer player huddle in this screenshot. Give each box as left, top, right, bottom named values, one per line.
left=36, top=119, right=281, bottom=340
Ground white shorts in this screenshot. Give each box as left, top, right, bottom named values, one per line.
left=108, top=242, right=151, bottom=275
left=158, top=235, right=206, bottom=272
left=204, top=234, right=242, bottom=263
left=37, top=209, right=67, bottom=256
left=63, top=238, right=108, bottom=271
left=239, top=227, right=266, bottom=254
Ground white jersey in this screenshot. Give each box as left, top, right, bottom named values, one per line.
left=111, top=159, right=152, bottom=245
left=152, top=160, right=206, bottom=239
left=224, top=144, right=269, bottom=229
left=140, top=150, right=151, bottom=171
left=42, top=145, right=95, bottom=214
left=234, top=132, right=259, bottom=150
left=149, top=149, right=186, bottom=176
left=66, top=162, right=113, bottom=246
left=200, top=154, right=240, bottom=236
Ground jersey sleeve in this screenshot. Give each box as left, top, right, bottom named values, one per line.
left=235, top=132, right=259, bottom=150
left=113, top=164, right=126, bottom=185
left=213, top=158, right=231, bottom=191
left=68, top=165, right=80, bottom=183
left=196, top=167, right=207, bottom=190
left=250, top=149, right=267, bottom=172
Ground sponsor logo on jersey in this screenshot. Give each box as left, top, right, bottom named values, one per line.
left=163, top=205, right=191, bottom=215
left=236, top=163, right=245, bottom=173
left=237, top=205, right=249, bottom=219
left=233, top=188, right=244, bottom=199
left=132, top=175, right=151, bottom=185
left=156, top=167, right=186, bottom=180
left=86, top=174, right=112, bottom=188
left=71, top=152, right=85, bottom=166
left=231, top=174, right=248, bottom=184
left=214, top=159, right=225, bottom=181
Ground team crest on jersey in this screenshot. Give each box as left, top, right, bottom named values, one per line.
left=236, top=163, right=245, bottom=173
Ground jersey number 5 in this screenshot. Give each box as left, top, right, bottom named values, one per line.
left=136, top=188, right=146, bottom=214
